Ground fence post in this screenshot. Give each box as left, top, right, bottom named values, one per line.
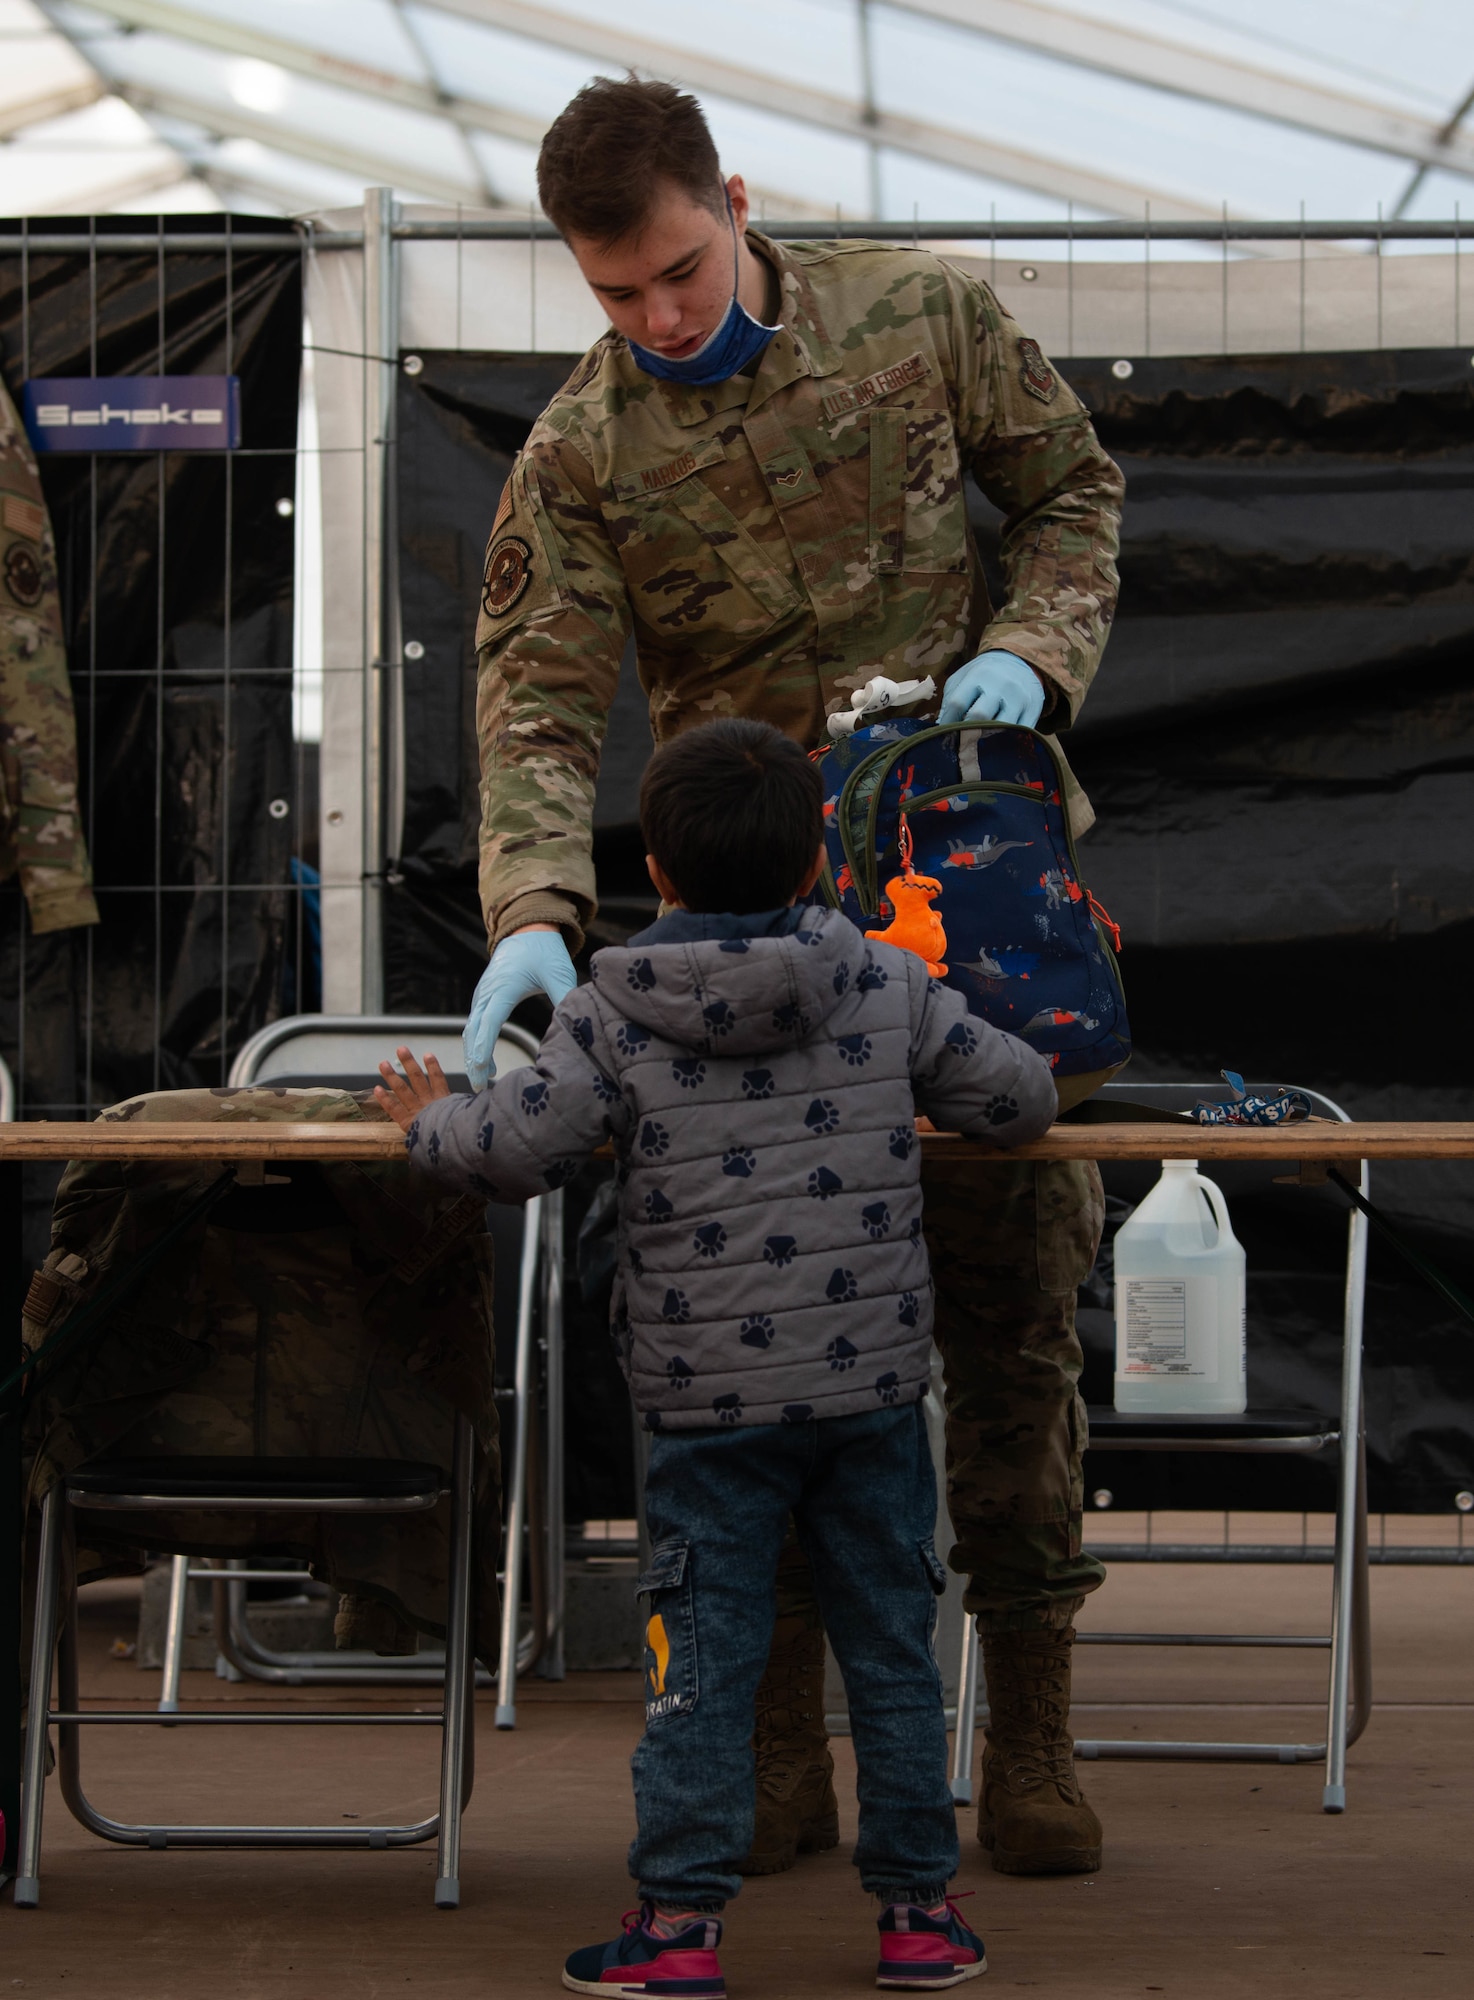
left=361, top=187, right=400, bottom=1014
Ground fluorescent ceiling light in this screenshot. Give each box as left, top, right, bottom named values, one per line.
left=227, top=56, right=289, bottom=115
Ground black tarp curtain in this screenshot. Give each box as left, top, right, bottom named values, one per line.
left=396, top=345, right=1474, bottom=1520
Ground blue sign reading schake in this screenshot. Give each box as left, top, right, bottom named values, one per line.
left=21, top=376, right=241, bottom=451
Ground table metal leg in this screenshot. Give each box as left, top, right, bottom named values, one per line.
left=949, top=1614, right=980, bottom=1805
left=13, top=1485, right=62, bottom=1906
left=495, top=1195, right=541, bottom=1729
left=434, top=1415, right=476, bottom=1907
left=2, top=1157, right=24, bottom=1893
left=157, top=1554, right=189, bottom=1717
left=1324, top=1179, right=1369, bottom=1814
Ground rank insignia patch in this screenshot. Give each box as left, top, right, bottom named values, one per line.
left=3, top=541, right=43, bottom=607
left=1017, top=338, right=1057, bottom=403
left=482, top=535, right=532, bottom=617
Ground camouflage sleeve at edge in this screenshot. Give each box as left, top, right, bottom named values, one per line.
left=475, top=432, right=630, bottom=952
left=0, top=396, right=100, bottom=935
left=948, top=270, right=1124, bottom=725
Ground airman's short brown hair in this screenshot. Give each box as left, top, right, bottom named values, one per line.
left=537, top=76, right=725, bottom=248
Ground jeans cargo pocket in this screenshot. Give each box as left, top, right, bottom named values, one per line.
left=634, top=1538, right=698, bottom=1722
left=919, top=1539, right=949, bottom=1596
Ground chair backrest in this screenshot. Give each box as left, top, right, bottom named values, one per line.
left=228, top=1015, right=536, bottom=1093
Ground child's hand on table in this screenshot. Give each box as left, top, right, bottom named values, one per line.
left=374, top=1046, right=453, bottom=1133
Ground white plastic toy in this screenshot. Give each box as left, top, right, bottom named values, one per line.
left=826, top=675, right=937, bottom=738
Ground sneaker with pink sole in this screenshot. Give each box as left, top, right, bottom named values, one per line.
left=563, top=1904, right=726, bottom=1999
left=876, top=1895, right=987, bottom=1989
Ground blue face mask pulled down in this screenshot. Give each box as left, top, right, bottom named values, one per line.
left=627, top=204, right=781, bottom=386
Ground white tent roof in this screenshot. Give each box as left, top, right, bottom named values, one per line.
left=0, top=0, right=1471, bottom=233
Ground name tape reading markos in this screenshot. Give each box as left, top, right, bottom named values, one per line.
left=21, top=377, right=242, bottom=452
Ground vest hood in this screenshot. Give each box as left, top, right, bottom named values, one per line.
left=590, top=905, right=862, bottom=1058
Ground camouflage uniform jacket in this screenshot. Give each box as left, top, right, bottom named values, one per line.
left=475, top=232, right=1123, bottom=951
left=0, top=376, right=99, bottom=934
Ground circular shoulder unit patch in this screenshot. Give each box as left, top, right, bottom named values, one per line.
left=482, top=535, right=532, bottom=617
left=3, top=541, right=43, bottom=608
left=1016, top=337, right=1057, bottom=404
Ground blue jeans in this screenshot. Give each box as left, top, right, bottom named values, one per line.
left=630, top=1402, right=959, bottom=1909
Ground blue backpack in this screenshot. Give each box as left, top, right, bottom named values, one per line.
left=814, top=719, right=1130, bottom=1100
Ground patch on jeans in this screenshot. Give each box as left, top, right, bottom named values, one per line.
left=636, top=1538, right=697, bottom=1720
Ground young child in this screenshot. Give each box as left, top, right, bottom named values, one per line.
left=376, top=718, right=1057, bottom=1997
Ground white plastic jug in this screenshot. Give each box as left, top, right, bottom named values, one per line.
left=1113, top=1160, right=1247, bottom=1414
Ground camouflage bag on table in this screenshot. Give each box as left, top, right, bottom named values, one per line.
left=20, top=1086, right=502, bottom=1667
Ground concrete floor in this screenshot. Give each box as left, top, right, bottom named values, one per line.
left=5, top=1522, right=1472, bottom=1998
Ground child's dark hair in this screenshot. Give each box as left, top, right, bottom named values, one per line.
left=640, top=720, right=824, bottom=914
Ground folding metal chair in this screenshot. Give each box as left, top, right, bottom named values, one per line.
left=17, top=1425, right=477, bottom=1909
left=949, top=1080, right=1371, bottom=1815
left=220, top=1016, right=564, bottom=1722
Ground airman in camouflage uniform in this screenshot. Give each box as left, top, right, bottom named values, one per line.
left=475, top=230, right=1120, bottom=1873
left=0, top=377, right=99, bottom=934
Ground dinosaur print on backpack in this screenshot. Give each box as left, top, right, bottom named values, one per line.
left=816, top=719, right=1130, bottom=1096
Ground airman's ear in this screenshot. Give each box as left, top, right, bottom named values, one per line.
left=725, top=174, right=751, bottom=235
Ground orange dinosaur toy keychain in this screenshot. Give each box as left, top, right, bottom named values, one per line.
left=865, top=802, right=949, bottom=977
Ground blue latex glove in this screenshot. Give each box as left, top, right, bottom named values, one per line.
left=462, top=929, right=578, bottom=1088
left=936, top=650, right=1046, bottom=729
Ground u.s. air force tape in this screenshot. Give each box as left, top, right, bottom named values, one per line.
left=482, top=535, right=532, bottom=617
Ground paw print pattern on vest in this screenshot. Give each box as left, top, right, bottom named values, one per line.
left=644, top=1189, right=674, bottom=1223
left=888, top=1124, right=916, bottom=1161
left=713, top=1393, right=743, bottom=1423
left=741, top=1068, right=775, bottom=1099
left=832, top=959, right=850, bottom=995
left=739, top=1315, right=775, bottom=1348
left=943, top=1019, right=979, bottom=1058
left=703, top=1000, right=736, bottom=1037
left=626, top=957, right=657, bottom=992
left=693, top=1222, right=727, bottom=1259
left=662, top=1289, right=692, bottom=1324
left=671, top=1059, right=706, bottom=1089
left=856, top=960, right=888, bottom=992
left=721, top=1146, right=756, bottom=1177
left=666, top=1355, right=694, bottom=1389
left=825, top=1269, right=859, bottom=1304
left=807, top=1165, right=844, bottom=1199
left=861, top=1200, right=891, bottom=1239
left=521, top=1079, right=550, bottom=1116
left=763, top=1234, right=797, bottom=1267
left=476, top=1119, right=495, bottom=1153
left=569, top=1015, right=595, bottom=1052
left=616, top=1022, right=651, bottom=1056
left=639, top=1119, right=671, bottom=1157
left=826, top=1332, right=859, bottom=1367
left=804, top=1098, right=840, bottom=1133
left=835, top=1033, right=872, bottom=1066
left=897, top=1291, right=920, bottom=1327
left=874, top=1371, right=901, bottom=1404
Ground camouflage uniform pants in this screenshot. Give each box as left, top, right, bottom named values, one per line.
left=776, top=1157, right=1106, bottom=1639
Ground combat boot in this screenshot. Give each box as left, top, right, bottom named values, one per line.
left=737, top=1619, right=840, bottom=1875
left=978, top=1626, right=1102, bottom=1875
